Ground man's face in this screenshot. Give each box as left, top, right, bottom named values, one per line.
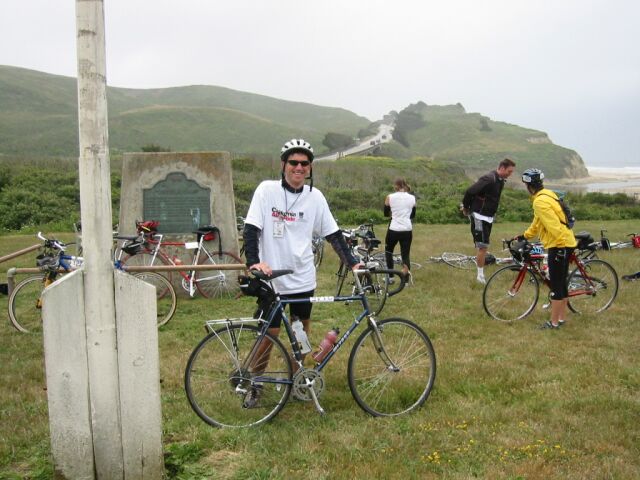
left=283, top=152, right=311, bottom=188
left=497, top=165, right=515, bottom=179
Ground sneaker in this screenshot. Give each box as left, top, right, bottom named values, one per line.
left=622, top=274, right=639, bottom=281
left=558, top=319, right=565, bottom=325
left=539, top=321, right=561, bottom=330
left=476, top=275, right=486, bottom=285
left=242, top=385, right=263, bottom=409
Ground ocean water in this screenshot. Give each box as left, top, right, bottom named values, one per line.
left=583, top=166, right=640, bottom=194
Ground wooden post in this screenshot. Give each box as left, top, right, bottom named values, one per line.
left=42, top=1, right=163, bottom=478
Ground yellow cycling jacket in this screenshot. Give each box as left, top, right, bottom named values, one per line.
left=523, top=189, right=577, bottom=249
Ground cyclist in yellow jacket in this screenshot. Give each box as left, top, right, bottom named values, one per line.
left=516, top=168, right=577, bottom=329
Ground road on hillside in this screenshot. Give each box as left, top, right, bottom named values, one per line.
left=315, top=122, right=394, bottom=161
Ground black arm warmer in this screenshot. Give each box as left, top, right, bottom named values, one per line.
left=410, top=206, right=416, bottom=219
left=242, top=223, right=261, bottom=267
left=384, top=205, right=391, bottom=217
left=325, top=230, right=358, bottom=267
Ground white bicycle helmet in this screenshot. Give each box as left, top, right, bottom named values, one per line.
left=280, top=138, right=314, bottom=162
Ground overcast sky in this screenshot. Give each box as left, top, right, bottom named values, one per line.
left=2, top=0, right=639, bottom=167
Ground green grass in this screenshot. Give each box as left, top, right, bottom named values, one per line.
left=1, top=221, right=639, bottom=479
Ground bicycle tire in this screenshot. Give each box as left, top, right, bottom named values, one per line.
left=335, top=263, right=348, bottom=296
left=313, top=240, right=324, bottom=268
left=132, top=272, right=177, bottom=327
left=348, top=318, right=436, bottom=417
left=483, top=265, right=540, bottom=322
left=8, top=275, right=45, bottom=333
left=370, top=252, right=422, bottom=271
left=567, top=259, right=618, bottom=314
left=121, top=251, right=173, bottom=284
left=194, top=251, right=243, bottom=299
left=442, top=252, right=476, bottom=270
left=360, top=270, right=389, bottom=316
left=184, top=324, right=292, bottom=428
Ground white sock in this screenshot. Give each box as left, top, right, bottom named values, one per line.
left=477, top=267, right=484, bottom=277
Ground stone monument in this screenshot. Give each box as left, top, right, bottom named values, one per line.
left=119, top=152, right=239, bottom=255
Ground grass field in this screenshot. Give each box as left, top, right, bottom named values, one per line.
left=1, top=221, right=639, bottom=479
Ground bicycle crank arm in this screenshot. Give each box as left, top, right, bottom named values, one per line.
left=306, top=378, right=326, bottom=415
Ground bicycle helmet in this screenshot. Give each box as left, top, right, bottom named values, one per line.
left=521, top=168, right=544, bottom=188
left=280, top=138, right=315, bottom=190
left=280, top=138, right=314, bottom=162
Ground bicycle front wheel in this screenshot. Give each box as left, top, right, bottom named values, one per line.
left=185, top=324, right=292, bottom=428
left=8, top=275, right=45, bottom=333
left=567, top=259, right=618, bottom=314
left=335, top=263, right=348, bottom=296
left=442, top=252, right=475, bottom=270
left=348, top=318, right=436, bottom=417
left=194, top=251, right=243, bottom=299
left=132, top=272, right=177, bottom=327
left=483, top=266, right=539, bottom=322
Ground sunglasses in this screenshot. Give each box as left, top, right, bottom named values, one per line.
left=287, top=160, right=311, bottom=167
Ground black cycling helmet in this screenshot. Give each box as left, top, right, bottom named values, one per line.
left=280, top=138, right=314, bottom=162
left=521, top=168, right=545, bottom=188
left=280, top=138, right=315, bottom=191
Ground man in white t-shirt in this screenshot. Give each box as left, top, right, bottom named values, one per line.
left=242, top=139, right=358, bottom=405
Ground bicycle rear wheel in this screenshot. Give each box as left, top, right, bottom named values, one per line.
left=132, top=272, right=177, bottom=327
left=567, top=259, right=618, bottom=314
left=348, top=318, right=436, bottom=416
left=121, top=251, right=173, bottom=284
left=194, top=251, right=243, bottom=299
left=8, top=275, right=45, bottom=333
left=442, top=252, right=475, bottom=270
left=483, top=265, right=539, bottom=322
left=185, top=324, right=292, bottom=428
left=360, top=270, right=389, bottom=316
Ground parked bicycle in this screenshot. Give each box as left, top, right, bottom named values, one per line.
left=8, top=232, right=177, bottom=333
left=184, top=267, right=436, bottom=428
left=335, top=224, right=392, bottom=315
left=598, top=229, right=640, bottom=251
left=370, top=250, right=422, bottom=270
left=426, top=252, right=514, bottom=269
left=119, top=220, right=243, bottom=299
left=482, top=235, right=618, bottom=322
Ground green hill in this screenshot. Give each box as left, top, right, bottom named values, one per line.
left=383, top=102, right=588, bottom=179
left=0, top=65, right=369, bottom=156
left=0, top=66, right=589, bottom=179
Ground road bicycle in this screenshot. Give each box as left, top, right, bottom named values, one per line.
left=598, top=229, right=640, bottom=251
left=184, top=267, right=436, bottom=428
left=335, top=224, right=392, bottom=315
left=8, top=233, right=177, bottom=333
left=426, top=252, right=515, bottom=269
left=370, top=250, right=422, bottom=270
left=120, top=220, right=242, bottom=299
left=482, top=235, right=618, bottom=322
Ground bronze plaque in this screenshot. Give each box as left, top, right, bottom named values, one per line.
left=143, top=173, right=211, bottom=233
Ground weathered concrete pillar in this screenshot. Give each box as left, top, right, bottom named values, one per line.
left=42, top=1, right=164, bottom=478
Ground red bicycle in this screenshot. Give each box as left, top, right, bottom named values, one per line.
left=120, top=221, right=243, bottom=299
left=483, top=235, right=618, bottom=322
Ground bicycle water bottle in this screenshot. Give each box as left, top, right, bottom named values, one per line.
left=292, top=320, right=312, bottom=354
left=312, top=327, right=340, bottom=362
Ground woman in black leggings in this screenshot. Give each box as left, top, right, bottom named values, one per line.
left=384, top=178, right=416, bottom=277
